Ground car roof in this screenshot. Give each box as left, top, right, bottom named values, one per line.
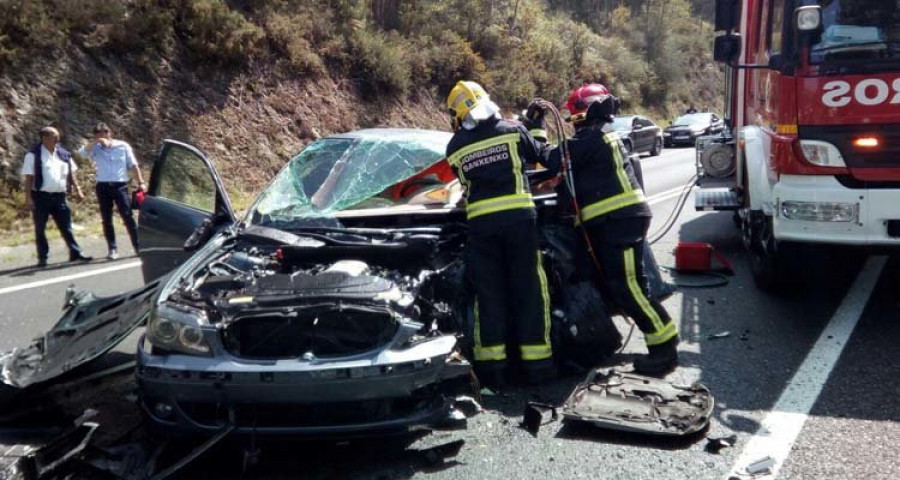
left=327, top=128, right=453, bottom=143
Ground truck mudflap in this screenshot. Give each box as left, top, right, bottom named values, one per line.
left=561, top=369, right=714, bottom=436
left=0, top=279, right=163, bottom=393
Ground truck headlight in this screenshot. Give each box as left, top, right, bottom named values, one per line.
left=147, top=303, right=212, bottom=356
left=780, top=201, right=858, bottom=222
left=800, top=140, right=846, bottom=167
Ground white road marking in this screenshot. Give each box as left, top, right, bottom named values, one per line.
left=726, top=255, right=888, bottom=479
left=0, top=261, right=142, bottom=296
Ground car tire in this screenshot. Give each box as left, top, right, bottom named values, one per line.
left=650, top=138, right=662, bottom=157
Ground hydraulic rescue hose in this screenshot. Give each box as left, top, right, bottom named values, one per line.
left=532, top=101, right=728, bottom=354
left=646, top=173, right=730, bottom=288
left=648, top=173, right=698, bottom=245
left=533, top=99, right=607, bottom=276
left=533, top=99, right=637, bottom=352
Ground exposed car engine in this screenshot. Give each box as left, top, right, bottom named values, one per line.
left=152, top=226, right=469, bottom=361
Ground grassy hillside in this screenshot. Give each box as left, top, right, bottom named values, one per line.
left=0, top=0, right=722, bottom=235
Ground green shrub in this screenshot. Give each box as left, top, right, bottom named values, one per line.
left=180, top=0, right=264, bottom=65
left=348, top=28, right=411, bottom=96
left=264, top=11, right=326, bottom=75
left=108, top=0, right=175, bottom=56
left=0, top=1, right=64, bottom=65
left=50, top=0, right=125, bottom=34
left=424, top=31, right=490, bottom=95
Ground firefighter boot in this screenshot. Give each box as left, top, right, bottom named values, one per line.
left=633, top=336, right=679, bottom=375
left=475, top=362, right=507, bottom=390
left=520, top=358, right=557, bottom=385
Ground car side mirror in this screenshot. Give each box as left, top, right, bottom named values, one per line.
left=714, top=33, right=741, bottom=63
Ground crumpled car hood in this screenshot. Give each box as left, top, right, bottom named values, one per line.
left=0, top=279, right=162, bottom=391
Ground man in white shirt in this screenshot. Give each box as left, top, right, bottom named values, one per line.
left=80, top=122, right=146, bottom=260
left=22, top=126, right=92, bottom=267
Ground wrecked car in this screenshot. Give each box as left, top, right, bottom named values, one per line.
left=1, top=129, right=622, bottom=436
left=134, top=130, right=482, bottom=435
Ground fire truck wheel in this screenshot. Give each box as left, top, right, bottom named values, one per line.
left=747, top=215, right=800, bottom=292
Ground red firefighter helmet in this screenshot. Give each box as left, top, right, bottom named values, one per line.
left=564, top=83, right=612, bottom=124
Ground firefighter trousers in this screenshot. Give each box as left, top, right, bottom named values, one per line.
left=581, top=216, right=678, bottom=346
left=465, top=217, right=552, bottom=368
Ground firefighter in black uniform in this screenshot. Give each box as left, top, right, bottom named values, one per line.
left=530, top=83, right=679, bottom=374
left=445, top=80, right=554, bottom=387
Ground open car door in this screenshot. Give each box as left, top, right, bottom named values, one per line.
left=138, top=140, right=235, bottom=282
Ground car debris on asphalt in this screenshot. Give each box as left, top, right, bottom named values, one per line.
left=520, top=402, right=559, bottom=437
left=745, top=456, right=776, bottom=476
left=707, top=331, right=731, bottom=340
left=561, top=369, right=714, bottom=436
left=705, top=434, right=738, bottom=454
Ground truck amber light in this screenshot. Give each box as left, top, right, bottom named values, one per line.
left=853, top=137, right=879, bottom=148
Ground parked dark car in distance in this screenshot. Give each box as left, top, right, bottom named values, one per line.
left=663, top=112, right=725, bottom=147
left=611, top=115, right=663, bottom=157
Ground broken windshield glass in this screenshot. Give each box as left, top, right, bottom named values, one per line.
left=250, top=130, right=451, bottom=228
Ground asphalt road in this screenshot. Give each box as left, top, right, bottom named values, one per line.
left=2, top=145, right=898, bottom=479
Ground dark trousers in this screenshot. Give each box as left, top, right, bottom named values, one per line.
left=32, top=191, right=83, bottom=261
left=582, top=216, right=678, bottom=346
left=96, top=182, right=138, bottom=251
left=465, top=217, right=552, bottom=368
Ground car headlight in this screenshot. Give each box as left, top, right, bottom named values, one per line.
left=147, top=303, right=212, bottom=356
left=800, top=140, right=846, bottom=167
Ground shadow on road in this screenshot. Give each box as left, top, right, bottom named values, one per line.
left=555, top=420, right=708, bottom=451
left=673, top=208, right=886, bottom=432
left=0, top=260, right=91, bottom=278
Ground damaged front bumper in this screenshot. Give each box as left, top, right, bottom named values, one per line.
left=136, top=334, right=471, bottom=436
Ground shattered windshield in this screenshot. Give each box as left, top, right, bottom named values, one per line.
left=810, top=0, right=900, bottom=62
left=249, top=131, right=452, bottom=228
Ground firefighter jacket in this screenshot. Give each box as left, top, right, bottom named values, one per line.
left=446, top=118, right=546, bottom=231
left=545, top=124, right=650, bottom=226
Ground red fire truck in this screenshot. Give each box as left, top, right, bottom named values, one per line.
left=696, top=0, right=900, bottom=289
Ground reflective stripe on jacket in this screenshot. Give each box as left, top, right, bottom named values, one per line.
left=546, top=126, right=650, bottom=225
left=446, top=119, right=545, bottom=224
